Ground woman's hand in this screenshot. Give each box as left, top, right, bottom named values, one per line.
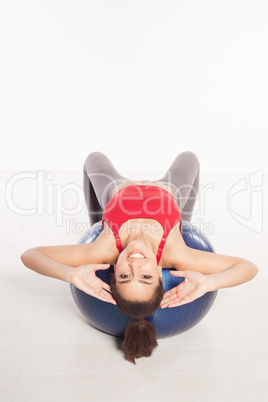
left=68, top=264, right=117, bottom=305
left=160, top=270, right=209, bottom=308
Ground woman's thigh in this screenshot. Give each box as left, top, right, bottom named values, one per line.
left=83, top=152, right=127, bottom=209
left=156, top=151, right=200, bottom=211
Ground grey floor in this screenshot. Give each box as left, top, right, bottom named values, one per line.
left=1, top=170, right=267, bottom=402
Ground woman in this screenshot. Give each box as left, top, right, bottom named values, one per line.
left=21, top=151, right=258, bottom=364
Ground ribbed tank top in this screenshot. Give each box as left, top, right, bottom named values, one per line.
left=101, top=185, right=182, bottom=264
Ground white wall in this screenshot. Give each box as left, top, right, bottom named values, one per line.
left=1, top=0, right=267, bottom=173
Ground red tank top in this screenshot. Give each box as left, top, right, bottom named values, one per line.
left=101, top=185, right=182, bottom=264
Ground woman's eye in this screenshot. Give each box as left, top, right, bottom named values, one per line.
left=119, top=274, right=130, bottom=279
left=141, top=275, right=152, bottom=279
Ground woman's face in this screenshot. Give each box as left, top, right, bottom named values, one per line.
left=114, top=240, right=162, bottom=302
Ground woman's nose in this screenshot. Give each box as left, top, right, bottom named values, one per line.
left=128, top=259, right=144, bottom=266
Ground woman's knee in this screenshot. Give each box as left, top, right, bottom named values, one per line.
left=179, top=151, right=199, bottom=168
left=170, top=151, right=200, bottom=178
left=83, top=152, right=106, bottom=172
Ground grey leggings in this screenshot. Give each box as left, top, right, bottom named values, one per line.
left=83, top=151, right=200, bottom=225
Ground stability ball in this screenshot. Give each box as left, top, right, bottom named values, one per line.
left=70, top=220, right=217, bottom=338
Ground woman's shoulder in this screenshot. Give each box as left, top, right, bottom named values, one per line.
left=160, top=224, right=185, bottom=268
left=96, top=224, right=120, bottom=264
left=100, top=220, right=113, bottom=235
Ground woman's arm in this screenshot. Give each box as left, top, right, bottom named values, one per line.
left=21, top=246, right=76, bottom=282
left=161, top=243, right=259, bottom=308
left=21, top=230, right=115, bottom=274
left=206, top=259, right=258, bottom=291
left=21, top=240, right=106, bottom=280
left=171, top=243, right=258, bottom=282
left=21, top=233, right=117, bottom=304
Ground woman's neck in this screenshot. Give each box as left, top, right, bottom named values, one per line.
left=119, top=220, right=163, bottom=255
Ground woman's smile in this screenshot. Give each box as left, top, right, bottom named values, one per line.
left=127, top=249, right=147, bottom=259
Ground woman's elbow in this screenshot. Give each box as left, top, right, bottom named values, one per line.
left=20, top=248, right=35, bottom=267
left=247, top=260, right=259, bottom=279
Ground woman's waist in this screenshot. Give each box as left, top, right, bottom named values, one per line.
left=110, top=181, right=175, bottom=198
left=103, top=187, right=181, bottom=222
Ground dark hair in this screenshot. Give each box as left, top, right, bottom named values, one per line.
left=111, top=276, right=164, bottom=364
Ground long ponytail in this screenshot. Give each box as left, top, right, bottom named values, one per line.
left=123, top=319, right=158, bottom=364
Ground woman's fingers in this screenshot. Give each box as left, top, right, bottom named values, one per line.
left=95, top=293, right=113, bottom=303
left=161, top=285, right=180, bottom=299
left=163, top=290, right=179, bottom=300
left=160, top=270, right=187, bottom=307
left=160, top=294, right=178, bottom=308
left=160, top=281, right=187, bottom=308
left=93, top=263, right=110, bottom=270
left=161, top=294, right=191, bottom=308
left=101, top=282, right=112, bottom=292
left=164, top=299, right=186, bottom=308
left=97, top=279, right=116, bottom=304
left=94, top=279, right=117, bottom=304
left=92, top=288, right=116, bottom=304
left=169, top=270, right=186, bottom=277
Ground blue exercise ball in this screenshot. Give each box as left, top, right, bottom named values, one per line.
left=70, top=221, right=217, bottom=339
